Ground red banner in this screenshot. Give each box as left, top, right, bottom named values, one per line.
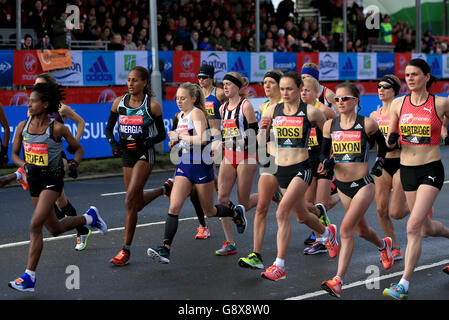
left=172, top=51, right=201, bottom=83
left=296, top=53, right=319, bottom=72
left=1, top=86, right=127, bottom=106
left=394, top=53, right=411, bottom=79
left=13, top=51, right=44, bottom=86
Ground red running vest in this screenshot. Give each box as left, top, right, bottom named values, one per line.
left=399, top=94, right=441, bottom=146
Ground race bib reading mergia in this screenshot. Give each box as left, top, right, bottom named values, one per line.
left=119, top=115, right=143, bottom=135
left=23, top=142, right=48, bottom=166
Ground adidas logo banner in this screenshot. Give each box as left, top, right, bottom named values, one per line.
left=339, top=53, right=357, bottom=80
left=83, top=52, right=115, bottom=85
left=228, top=52, right=250, bottom=78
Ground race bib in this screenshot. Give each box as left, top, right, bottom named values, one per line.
left=400, top=113, right=431, bottom=144
left=23, top=142, right=48, bottom=166
left=205, top=101, right=215, bottom=117
left=308, top=127, right=319, bottom=147
left=119, top=115, right=143, bottom=135
left=222, top=119, right=241, bottom=139
left=332, top=131, right=361, bottom=154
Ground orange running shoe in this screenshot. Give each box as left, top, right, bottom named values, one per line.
left=443, top=266, right=449, bottom=275
left=110, top=249, right=130, bottom=266
left=16, top=167, right=28, bottom=191
left=324, top=224, right=339, bottom=258
left=321, top=276, right=342, bottom=298
left=379, top=237, right=393, bottom=270
left=195, top=225, right=211, bottom=239
left=261, top=264, right=286, bottom=281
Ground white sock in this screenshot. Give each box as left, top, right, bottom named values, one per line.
left=399, top=278, right=409, bottom=292
left=274, top=258, right=285, bottom=269
left=25, top=269, right=36, bottom=281
left=320, top=227, right=330, bottom=240
left=83, top=213, right=93, bottom=226
left=15, top=171, right=21, bottom=180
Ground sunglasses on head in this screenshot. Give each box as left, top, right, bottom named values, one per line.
left=377, top=84, right=393, bottom=90
left=335, top=96, right=356, bottom=102
left=197, top=75, right=210, bottom=80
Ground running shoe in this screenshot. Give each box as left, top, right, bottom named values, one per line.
left=271, top=187, right=283, bottom=204
left=261, top=264, right=286, bottom=281
left=195, top=225, right=211, bottom=239
left=443, top=266, right=449, bottom=275
left=379, top=237, right=394, bottom=270
left=147, top=246, right=170, bottom=264
left=85, top=206, right=108, bottom=235
left=304, top=242, right=328, bottom=255
left=233, top=205, right=247, bottom=234
left=321, top=276, right=342, bottom=298
left=8, top=273, right=35, bottom=292
left=238, top=253, right=264, bottom=269
left=215, top=241, right=237, bottom=255
left=163, top=178, right=174, bottom=198
left=110, top=249, right=131, bottom=266
left=304, top=232, right=316, bottom=245
left=75, top=230, right=92, bottom=251
left=392, top=247, right=403, bottom=261
left=324, top=224, right=339, bottom=258
left=316, top=203, right=330, bottom=226
left=382, top=283, right=408, bottom=300
left=16, top=167, right=28, bottom=191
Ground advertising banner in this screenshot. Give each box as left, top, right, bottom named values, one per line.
left=50, top=50, right=84, bottom=86
left=273, top=52, right=296, bottom=74
left=158, top=50, right=173, bottom=82
left=319, top=52, right=339, bottom=81
left=82, top=51, right=115, bottom=86
left=115, top=51, right=149, bottom=85
left=172, top=51, right=201, bottom=83
left=227, top=51, right=251, bottom=78
left=426, top=54, right=442, bottom=78
left=0, top=50, right=13, bottom=87
left=357, top=53, right=376, bottom=80
left=296, top=52, right=319, bottom=72
left=394, top=53, right=411, bottom=78
left=376, top=53, right=395, bottom=78
left=251, top=52, right=273, bottom=82
left=13, top=50, right=44, bottom=86
left=200, top=51, right=228, bottom=81
left=442, top=54, right=449, bottom=79
left=339, top=53, right=357, bottom=80
left=36, top=49, right=72, bottom=71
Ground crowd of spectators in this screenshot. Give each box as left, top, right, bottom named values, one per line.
left=0, top=0, right=446, bottom=54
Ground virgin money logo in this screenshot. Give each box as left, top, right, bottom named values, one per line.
left=24, top=54, right=38, bottom=74
left=400, top=113, right=413, bottom=124
left=182, top=54, right=194, bottom=72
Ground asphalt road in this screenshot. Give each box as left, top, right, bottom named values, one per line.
left=1, top=148, right=449, bottom=308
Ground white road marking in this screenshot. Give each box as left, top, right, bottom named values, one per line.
left=0, top=216, right=197, bottom=249
left=285, top=259, right=449, bottom=300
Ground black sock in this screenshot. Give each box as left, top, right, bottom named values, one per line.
left=190, top=190, right=206, bottom=227
left=163, top=214, right=179, bottom=247
left=62, top=201, right=89, bottom=235
left=215, top=204, right=235, bottom=218
left=54, top=204, right=65, bottom=220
